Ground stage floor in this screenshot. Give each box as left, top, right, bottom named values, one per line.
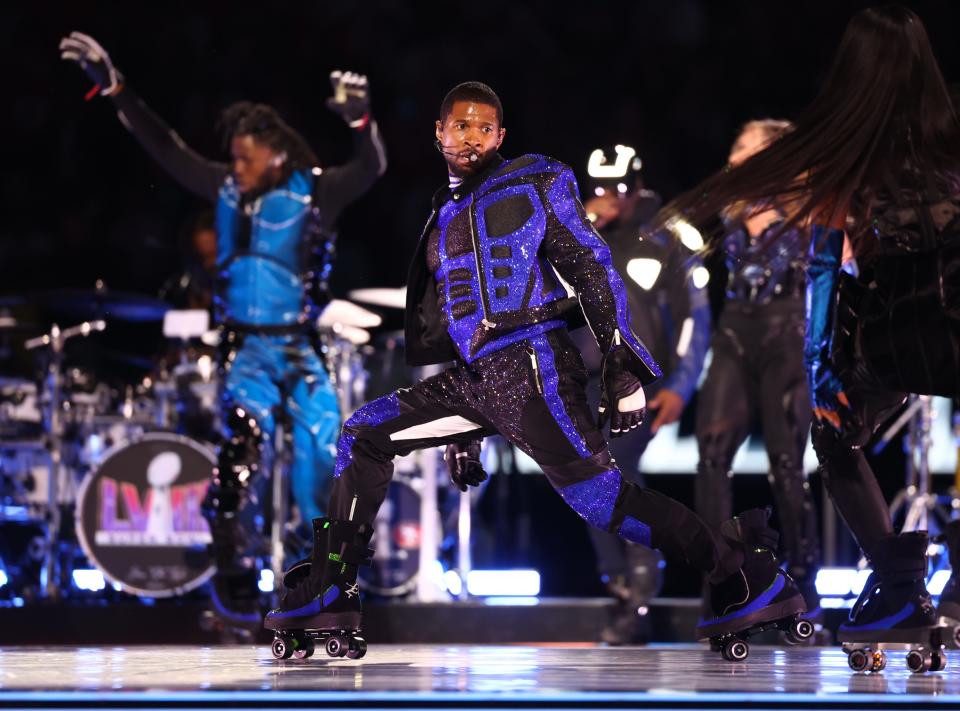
left=2, top=644, right=960, bottom=709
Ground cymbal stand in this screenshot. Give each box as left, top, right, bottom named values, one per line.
left=25, top=320, right=105, bottom=598
left=885, top=395, right=950, bottom=535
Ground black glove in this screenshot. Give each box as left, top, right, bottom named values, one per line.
left=325, top=70, right=371, bottom=127
left=598, top=345, right=647, bottom=438
left=444, top=440, right=487, bottom=492
left=59, top=31, right=123, bottom=97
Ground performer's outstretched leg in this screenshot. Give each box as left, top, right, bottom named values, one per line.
left=266, top=363, right=497, bottom=634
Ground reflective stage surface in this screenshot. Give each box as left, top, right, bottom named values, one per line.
left=3, top=644, right=960, bottom=709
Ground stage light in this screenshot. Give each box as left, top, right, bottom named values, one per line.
left=72, top=569, right=106, bottom=592
left=0, top=570, right=7, bottom=588
left=815, top=567, right=872, bottom=597
left=483, top=596, right=539, bottom=606
left=466, top=569, right=540, bottom=597
left=626, top=258, right=662, bottom=290
left=258, top=569, right=274, bottom=593
left=821, top=597, right=853, bottom=609
left=668, top=218, right=704, bottom=251
left=692, top=266, right=710, bottom=288
left=928, top=569, right=951, bottom=596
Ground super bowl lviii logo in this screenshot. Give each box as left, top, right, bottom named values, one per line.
left=96, top=451, right=212, bottom=547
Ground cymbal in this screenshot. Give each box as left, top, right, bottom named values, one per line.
left=319, top=299, right=382, bottom=329
left=36, top=289, right=171, bottom=322
left=347, top=287, right=407, bottom=310
left=319, top=324, right=370, bottom=345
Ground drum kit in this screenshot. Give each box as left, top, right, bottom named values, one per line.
left=0, top=283, right=472, bottom=604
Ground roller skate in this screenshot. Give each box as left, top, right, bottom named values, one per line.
left=208, top=568, right=263, bottom=633
left=839, top=532, right=945, bottom=673
left=264, top=517, right=373, bottom=660
left=935, top=520, right=960, bottom=649
left=697, top=508, right=813, bottom=662
left=204, top=520, right=264, bottom=633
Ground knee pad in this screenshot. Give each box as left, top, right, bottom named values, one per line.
left=697, top=427, right=737, bottom=481
left=205, top=404, right=263, bottom=518
left=768, top=453, right=810, bottom=495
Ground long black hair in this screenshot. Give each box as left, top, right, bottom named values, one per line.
left=658, top=5, right=960, bottom=256
left=218, top=102, right=318, bottom=176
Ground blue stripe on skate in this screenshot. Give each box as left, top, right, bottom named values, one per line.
left=267, top=586, right=340, bottom=621
left=210, top=591, right=261, bottom=626
left=697, top=573, right=785, bottom=627
left=839, top=601, right=915, bottom=633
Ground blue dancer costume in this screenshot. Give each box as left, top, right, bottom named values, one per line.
left=266, top=153, right=807, bottom=648
left=106, top=80, right=387, bottom=626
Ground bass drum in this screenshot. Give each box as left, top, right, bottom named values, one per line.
left=358, top=475, right=422, bottom=596
left=75, top=432, right=215, bottom=598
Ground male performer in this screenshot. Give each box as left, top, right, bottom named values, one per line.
left=265, top=82, right=804, bottom=648
left=60, top=32, right=387, bottom=625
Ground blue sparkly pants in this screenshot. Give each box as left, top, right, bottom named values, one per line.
left=330, top=328, right=728, bottom=576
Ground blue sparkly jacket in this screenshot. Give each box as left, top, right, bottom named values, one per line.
left=404, top=153, right=661, bottom=384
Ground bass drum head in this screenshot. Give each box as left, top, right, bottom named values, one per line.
left=75, top=432, right=215, bottom=598
left=358, top=477, right=421, bottom=596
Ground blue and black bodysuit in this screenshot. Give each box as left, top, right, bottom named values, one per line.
left=329, top=154, right=740, bottom=581
left=109, top=87, right=387, bottom=576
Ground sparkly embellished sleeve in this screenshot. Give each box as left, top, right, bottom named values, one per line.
left=542, top=167, right=662, bottom=384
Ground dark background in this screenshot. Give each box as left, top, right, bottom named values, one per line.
left=6, top=1, right=960, bottom=298
left=2, top=2, right=957, bottom=595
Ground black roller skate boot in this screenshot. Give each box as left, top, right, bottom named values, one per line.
left=264, top=517, right=373, bottom=660
left=204, top=519, right=263, bottom=633
left=840, top=532, right=942, bottom=673
left=936, top=520, right=960, bottom=647
left=698, top=508, right=812, bottom=662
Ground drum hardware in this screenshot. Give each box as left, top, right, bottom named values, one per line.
left=270, top=416, right=292, bottom=603
left=24, top=319, right=106, bottom=598
left=73, top=432, right=215, bottom=597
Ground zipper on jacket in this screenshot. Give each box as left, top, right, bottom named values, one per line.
left=468, top=197, right=497, bottom=330
left=527, top=345, right=544, bottom=394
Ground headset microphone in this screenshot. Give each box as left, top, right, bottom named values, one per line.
left=435, top=139, right=479, bottom=163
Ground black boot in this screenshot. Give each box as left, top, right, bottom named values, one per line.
left=204, top=405, right=264, bottom=629
left=599, top=546, right=662, bottom=645
left=838, top=532, right=936, bottom=643
left=204, top=518, right=263, bottom=629
left=937, top=520, right=960, bottom=623
left=264, top=517, right=373, bottom=634
left=697, top=508, right=807, bottom=641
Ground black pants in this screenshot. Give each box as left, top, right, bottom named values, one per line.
left=330, top=328, right=733, bottom=579
left=695, top=299, right=820, bottom=578
left=810, top=313, right=907, bottom=558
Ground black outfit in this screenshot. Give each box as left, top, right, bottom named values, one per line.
left=812, top=171, right=960, bottom=557
left=695, top=221, right=821, bottom=594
